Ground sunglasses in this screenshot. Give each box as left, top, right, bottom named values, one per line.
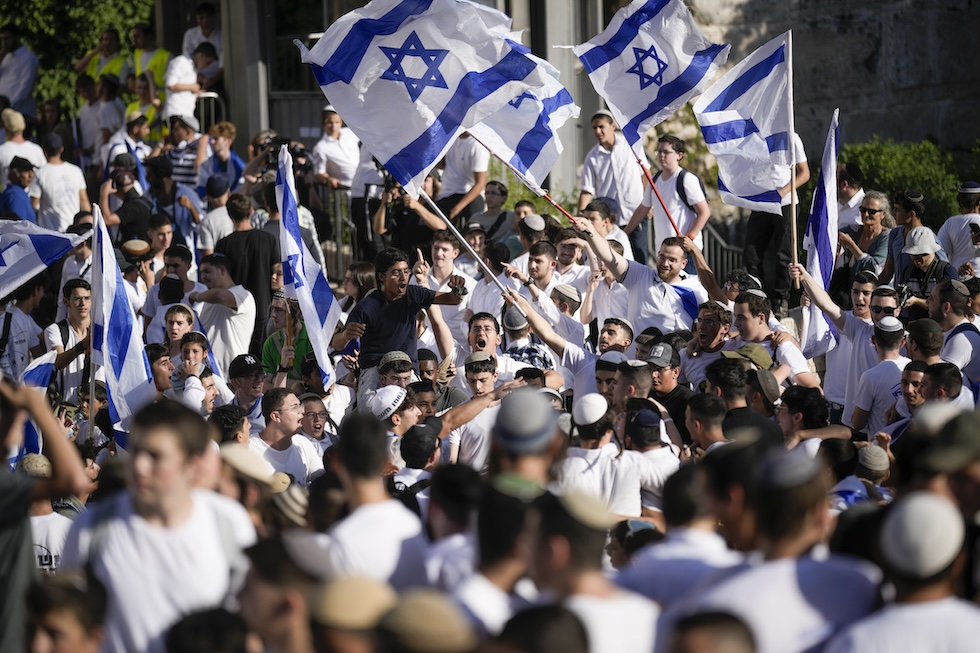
left=870, top=306, right=898, bottom=314
left=859, top=207, right=883, bottom=215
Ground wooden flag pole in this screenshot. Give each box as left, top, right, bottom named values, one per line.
left=787, top=30, right=800, bottom=289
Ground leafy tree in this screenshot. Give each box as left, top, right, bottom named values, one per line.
left=2, top=0, right=154, bottom=114
left=841, top=137, right=959, bottom=231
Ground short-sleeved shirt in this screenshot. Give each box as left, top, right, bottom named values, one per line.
left=437, top=136, right=490, bottom=198
left=197, top=206, right=233, bottom=252
left=853, top=356, right=909, bottom=436
left=621, top=261, right=706, bottom=334
left=0, top=184, right=34, bottom=222
left=36, top=161, right=87, bottom=232
left=115, top=189, right=154, bottom=244
left=937, top=213, right=980, bottom=270
left=579, top=132, right=645, bottom=226
left=642, top=167, right=707, bottom=250
left=349, top=286, right=437, bottom=369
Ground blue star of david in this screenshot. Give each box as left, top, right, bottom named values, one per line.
left=0, top=240, right=16, bottom=267
left=380, top=31, right=449, bottom=102
left=627, top=45, right=668, bottom=90
left=284, top=253, right=304, bottom=289
left=509, top=91, right=535, bottom=109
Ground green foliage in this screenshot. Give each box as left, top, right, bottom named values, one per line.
left=841, top=136, right=959, bottom=231
left=1, top=0, right=154, bottom=113
left=487, top=159, right=577, bottom=225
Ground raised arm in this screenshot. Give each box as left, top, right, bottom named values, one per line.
left=503, top=290, right=567, bottom=359
left=787, top=263, right=845, bottom=330
left=570, top=215, right=628, bottom=280
left=680, top=237, right=727, bottom=304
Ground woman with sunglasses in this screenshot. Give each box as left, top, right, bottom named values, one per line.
left=837, top=191, right=892, bottom=298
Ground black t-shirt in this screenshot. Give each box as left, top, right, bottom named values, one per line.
left=0, top=473, right=37, bottom=653
left=652, top=384, right=695, bottom=445
left=722, top=406, right=784, bottom=447
left=349, top=285, right=437, bottom=369
left=214, top=229, right=279, bottom=333
left=115, top=189, right=153, bottom=243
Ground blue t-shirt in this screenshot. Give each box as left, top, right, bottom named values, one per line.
left=0, top=185, right=35, bottom=222
left=349, top=285, right=437, bottom=369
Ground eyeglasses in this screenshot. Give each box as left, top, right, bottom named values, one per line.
left=277, top=403, right=303, bottom=414
left=859, top=207, right=883, bottom=215
left=303, top=411, right=329, bottom=420
left=69, top=296, right=92, bottom=304
left=870, top=306, right=898, bottom=314
left=656, top=149, right=677, bottom=156
left=388, top=269, right=412, bottom=277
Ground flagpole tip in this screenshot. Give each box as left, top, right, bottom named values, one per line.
left=294, top=39, right=311, bottom=62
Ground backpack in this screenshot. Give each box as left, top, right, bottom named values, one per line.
left=385, top=474, right=432, bottom=518
left=652, top=168, right=706, bottom=212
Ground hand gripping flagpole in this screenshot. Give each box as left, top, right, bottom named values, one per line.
left=636, top=158, right=683, bottom=237
left=418, top=189, right=527, bottom=318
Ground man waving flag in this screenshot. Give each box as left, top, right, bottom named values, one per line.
left=573, top=0, right=729, bottom=157
left=296, top=0, right=549, bottom=196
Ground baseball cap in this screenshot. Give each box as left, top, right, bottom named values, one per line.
left=229, top=354, right=262, bottom=378
left=206, top=175, right=230, bottom=198
left=110, top=167, right=136, bottom=187
left=1, top=108, right=25, bottom=133
left=125, top=110, right=146, bottom=126
left=721, top=342, right=774, bottom=369
left=634, top=326, right=664, bottom=346
left=646, top=342, right=679, bottom=368
left=9, top=156, right=36, bottom=172
left=492, top=389, right=559, bottom=455
left=463, top=221, right=486, bottom=235
left=368, top=385, right=408, bottom=421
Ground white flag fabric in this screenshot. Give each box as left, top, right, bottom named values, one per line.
left=0, top=221, right=87, bottom=299
left=694, top=32, right=793, bottom=213
left=573, top=0, right=729, bottom=158
left=297, top=0, right=548, bottom=196
left=276, top=148, right=343, bottom=389
left=90, top=206, right=155, bottom=441
left=801, top=110, right=841, bottom=359
left=6, top=350, right=57, bottom=469
left=470, top=42, right=579, bottom=196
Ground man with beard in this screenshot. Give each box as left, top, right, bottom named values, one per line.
left=679, top=301, right=734, bottom=392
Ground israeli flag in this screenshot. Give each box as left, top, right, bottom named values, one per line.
left=572, top=0, right=729, bottom=157
left=276, top=148, right=343, bottom=389
left=694, top=32, right=794, bottom=213
left=296, top=0, right=549, bottom=196
left=801, top=110, right=841, bottom=359
left=0, top=221, right=88, bottom=299
left=6, top=350, right=58, bottom=468
left=470, top=42, right=579, bottom=196
left=90, top=206, right=155, bottom=444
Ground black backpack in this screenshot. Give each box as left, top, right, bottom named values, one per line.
left=385, top=474, right=432, bottom=517
left=652, top=168, right=707, bottom=212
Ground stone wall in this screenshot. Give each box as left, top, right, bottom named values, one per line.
left=690, top=0, right=980, bottom=161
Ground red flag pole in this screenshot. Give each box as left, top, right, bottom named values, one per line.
left=636, top=158, right=683, bottom=236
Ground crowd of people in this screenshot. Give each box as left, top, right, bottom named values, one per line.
left=4, top=6, right=980, bottom=653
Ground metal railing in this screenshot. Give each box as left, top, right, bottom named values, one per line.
left=701, top=220, right=743, bottom=281
left=315, top=185, right=355, bottom=280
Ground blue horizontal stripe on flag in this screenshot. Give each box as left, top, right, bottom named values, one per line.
left=766, top=132, right=789, bottom=153
left=384, top=48, right=537, bottom=187
left=622, top=43, right=729, bottom=145
left=577, top=0, right=671, bottom=74
left=718, top=177, right=782, bottom=204
left=703, top=43, right=785, bottom=112
left=700, top=118, right=759, bottom=145
left=309, top=0, right=432, bottom=86
left=509, top=88, right=574, bottom=176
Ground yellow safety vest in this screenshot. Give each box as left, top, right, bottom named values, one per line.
left=124, top=100, right=167, bottom=144
left=132, top=48, right=171, bottom=89
left=85, top=53, right=125, bottom=80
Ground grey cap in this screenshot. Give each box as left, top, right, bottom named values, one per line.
left=646, top=343, right=679, bottom=368
left=522, top=214, right=545, bottom=232
left=858, top=444, right=890, bottom=472
left=502, top=305, right=528, bottom=331
left=492, top=389, right=559, bottom=455
left=880, top=492, right=964, bottom=579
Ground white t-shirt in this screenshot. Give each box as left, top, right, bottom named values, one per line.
left=746, top=336, right=812, bottom=384
left=453, top=572, right=530, bottom=638
left=566, top=591, right=659, bottom=653
left=639, top=447, right=680, bottom=510
left=678, top=340, right=739, bottom=391
left=35, top=161, right=86, bottom=231
left=198, top=285, right=256, bottom=376
left=823, top=325, right=855, bottom=405
left=61, top=490, right=256, bottom=653
left=448, top=404, right=499, bottom=473
left=425, top=531, right=475, bottom=592
left=325, top=499, right=428, bottom=590
left=198, top=206, right=233, bottom=252
left=438, top=136, right=490, bottom=198
left=421, top=267, right=477, bottom=343
left=0, top=308, right=40, bottom=381
left=579, top=132, right=646, bottom=226
left=617, top=527, right=744, bottom=605
left=43, top=320, right=86, bottom=404
left=312, top=127, right=359, bottom=187
left=774, top=132, right=807, bottom=207
left=248, top=434, right=325, bottom=487
left=841, top=313, right=877, bottom=428
left=31, top=511, right=74, bottom=572
left=349, top=145, right=385, bottom=199
left=657, top=555, right=882, bottom=653
left=560, top=343, right=599, bottom=397
left=593, top=279, right=629, bottom=333
left=163, top=55, right=198, bottom=121
left=937, top=213, right=980, bottom=270
left=942, top=319, right=980, bottom=383
left=622, top=262, right=707, bottom=334
left=853, top=356, right=909, bottom=435
left=824, top=597, right=980, bottom=653
left=468, top=273, right=508, bottom=321
left=643, top=168, right=707, bottom=251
